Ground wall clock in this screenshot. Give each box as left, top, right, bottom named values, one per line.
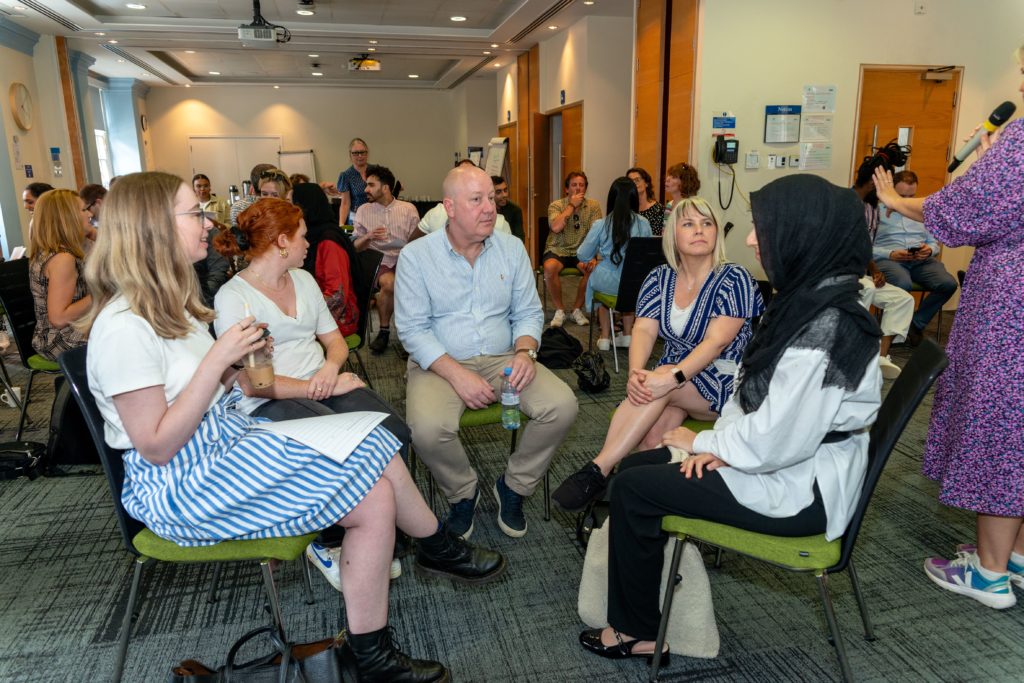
left=9, top=82, right=33, bottom=132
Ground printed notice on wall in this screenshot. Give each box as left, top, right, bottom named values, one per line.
left=800, top=114, right=834, bottom=142
left=802, top=85, right=837, bottom=113
left=799, top=143, right=832, bottom=170
left=764, top=105, right=801, bottom=143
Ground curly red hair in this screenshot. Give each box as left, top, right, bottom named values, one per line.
left=214, top=198, right=303, bottom=258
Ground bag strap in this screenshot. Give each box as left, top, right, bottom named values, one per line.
left=223, top=626, right=292, bottom=681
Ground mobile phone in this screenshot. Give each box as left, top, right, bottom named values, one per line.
left=907, top=246, right=921, bottom=254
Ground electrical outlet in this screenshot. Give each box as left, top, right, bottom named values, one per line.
left=788, top=155, right=800, bottom=167
left=767, top=154, right=777, bottom=169
left=914, top=2, right=926, bottom=14
left=777, top=156, right=786, bottom=168
left=745, top=152, right=760, bottom=169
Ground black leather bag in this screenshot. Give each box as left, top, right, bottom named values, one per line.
left=537, top=327, right=583, bottom=369
left=169, top=626, right=355, bottom=683
left=0, top=441, right=45, bottom=480
left=572, top=351, right=610, bottom=393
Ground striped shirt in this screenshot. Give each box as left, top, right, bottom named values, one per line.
left=394, top=229, right=543, bottom=370
left=353, top=198, right=420, bottom=269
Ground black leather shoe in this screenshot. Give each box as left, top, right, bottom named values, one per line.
left=415, top=526, right=507, bottom=585
left=579, top=628, right=670, bottom=666
left=906, top=324, right=924, bottom=347
left=345, top=627, right=449, bottom=683
left=369, top=329, right=390, bottom=354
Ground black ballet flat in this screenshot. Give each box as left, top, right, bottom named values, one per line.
left=579, top=628, right=670, bottom=666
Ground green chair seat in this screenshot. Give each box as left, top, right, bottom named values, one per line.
left=561, top=267, right=582, bottom=277
left=608, top=409, right=715, bottom=435
left=592, top=291, right=617, bottom=309
left=460, top=403, right=530, bottom=428
left=27, top=354, right=59, bottom=371
left=661, top=516, right=840, bottom=571
left=132, top=530, right=318, bottom=564
left=345, top=333, right=361, bottom=350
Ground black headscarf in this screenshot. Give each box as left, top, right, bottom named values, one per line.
left=291, top=183, right=360, bottom=282
left=739, top=175, right=881, bottom=413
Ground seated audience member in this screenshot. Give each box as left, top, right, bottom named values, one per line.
left=578, top=174, right=882, bottom=665
left=338, top=137, right=371, bottom=226
left=493, top=175, right=525, bottom=242
left=353, top=164, right=420, bottom=354
left=22, top=182, right=55, bottom=238
left=545, top=171, right=603, bottom=328
left=852, top=144, right=916, bottom=378
left=292, top=183, right=360, bottom=337
left=396, top=164, right=578, bottom=540
left=553, top=197, right=763, bottom=512
left=27, top=189, right=92, bottom=361
left=258, top=169, right=292, bottom=200
left=289, top=172, right=310, bottom=187
left=873, top=170, right=958, bottom=339
left=576, top=176, right=653, bottom=351
left=230, top=162, right=277, bottom=226
left=193, top=173, right=231, bottom=225
left=627, top=167, right=665, bottom=235
left=663, top=162, right=700, bottom=214
left=81, top=172, right=504, bottom=682
left=79, top=184, right=107, bottom=231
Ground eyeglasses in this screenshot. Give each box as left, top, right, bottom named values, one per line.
left=175, top=209, right=215, bottom=223
left=350, top=150, right=368, bottom=156
left=572, top=214, right=580, bottom=229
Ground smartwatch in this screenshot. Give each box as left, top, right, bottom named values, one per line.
left=516, top=348, right=538, bottom=361
left=673, top=368, right=687, bottom=385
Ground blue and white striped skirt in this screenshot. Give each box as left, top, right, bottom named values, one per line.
left=121, top=389, right=399, bottom=546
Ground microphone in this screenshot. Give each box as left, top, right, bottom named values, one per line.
left=947, top=101, right=1017, bottom=172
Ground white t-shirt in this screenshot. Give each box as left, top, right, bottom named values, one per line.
left=214, top=268, right=338, bottom=414
left=87, top=296, right=222, bottom=450
left=417, top=202, right=512, bottom=235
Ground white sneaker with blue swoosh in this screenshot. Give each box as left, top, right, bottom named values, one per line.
left=306, top=542, right=403, bottom=593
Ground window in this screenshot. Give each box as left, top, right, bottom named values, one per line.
left=94, top=129, right=113, bottom=187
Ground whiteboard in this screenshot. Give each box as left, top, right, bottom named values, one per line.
left=278, top=150, right=317, bottom=182
left=189, top=136, right=282, bottom=198
left=483, top=137, right=508, bottom=177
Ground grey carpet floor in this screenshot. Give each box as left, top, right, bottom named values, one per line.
left=1, top=310, right=1022, bottom=682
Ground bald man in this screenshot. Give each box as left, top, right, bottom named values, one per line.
left=395, top=165, right=578, bottom=541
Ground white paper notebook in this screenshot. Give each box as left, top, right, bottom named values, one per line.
left=252, top=411, right=389, bottom=466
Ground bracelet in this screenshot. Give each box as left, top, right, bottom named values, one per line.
left=231, top=362, right=245, bottom=370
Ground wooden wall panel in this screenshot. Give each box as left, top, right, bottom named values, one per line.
left=633, top=0, right=666, bottom=191
left=516, top=51, right=531, bottom=247
left=664, top=0, right=698, bottom=177
left=55, top=37, right=87, bottom=186
left=498, top=122, right=518, bottom=203
left=561, top=103, right=583, bottom=179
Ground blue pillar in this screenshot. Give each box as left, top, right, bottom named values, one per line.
left=68, top=49, right=102, bottom=184
left=0, top=16, right=40, bottom=255
left=104, top=78, right=148, bottom=175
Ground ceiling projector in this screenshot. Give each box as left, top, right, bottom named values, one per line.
left=349, top=54, right=381, bottom=71
left=238, top=0, right=290, bottom=45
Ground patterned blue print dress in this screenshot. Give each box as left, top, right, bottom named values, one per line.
left=88, top=298, right=399, bottom=547
left=635, top=263, right=764, bottom=412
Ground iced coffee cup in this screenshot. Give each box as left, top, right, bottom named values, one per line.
left=245, top=331, right=275, bottom=389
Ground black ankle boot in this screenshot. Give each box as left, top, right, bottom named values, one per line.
left=346, top=627, right=449, bottom=683
left=415, top=526, right=507, bottom=585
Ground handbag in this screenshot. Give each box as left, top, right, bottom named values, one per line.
left=169, top=626, right=356, bottom=683
left=571, top=351, right=610, bottom=393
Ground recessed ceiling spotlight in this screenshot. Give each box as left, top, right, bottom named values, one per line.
left=274, top=85, right=280, bottom=89
left=14, top=4, right=26, bottom=9
left=368, top=40, right=378, bottom=44
left=408, top=74, right=419, bottom=79
left=311, top=71, right=323, bottom=76
left=209, top=71, right=220, bottom=75
left=308, top=53, right=319, bottom=57
left=296, top=9, right=314, bottom=15
left=490, top=43, right=499, bottom=48
left=547, top=25, right=558, bottom=30
left=185, top=84, right=191, bottom=88
left=583, top=0, right=595, bottom=4
left=367, top=47, right=376, bottom=52
left=483, top=51, right=491, bottom=55
left=126, top=3, right=147, bottom=9
left=95, top=32, right=106, bottom=36
left=117, top=59, right=125, bottom=63
left=450, top=16, right=466, bottom=22
left=185, top=50, right=195, bottom=54
left=107, top=39, right=118, bottom=43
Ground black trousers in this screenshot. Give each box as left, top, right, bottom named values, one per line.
left=251, top=388, right=411, bottom=462
left=607, top=448, right=827, bottom=640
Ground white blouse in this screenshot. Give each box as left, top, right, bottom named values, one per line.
left=692, top=345, right=882, bottom=540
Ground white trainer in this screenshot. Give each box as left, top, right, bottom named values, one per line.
left=878, top=354, right=901, bottom=380
left=571, top=308, right=590, bottom=326
left=550, top=309, right=566, bottom=328
left=613, top=335, right=631, bottom=348
left=596, top=338, right=611, bottom=351
left=306, top=542, right=342, bottom=592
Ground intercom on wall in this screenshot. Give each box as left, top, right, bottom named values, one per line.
left=713, top=135, right=739, bottom=164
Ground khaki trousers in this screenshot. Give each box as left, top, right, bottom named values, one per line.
left=406, top=354, right=578, bottom=502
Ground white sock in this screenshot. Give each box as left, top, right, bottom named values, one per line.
left=973, top=556, right=1008, bottom=581
left=1009, top=551, right=1024, bottom=568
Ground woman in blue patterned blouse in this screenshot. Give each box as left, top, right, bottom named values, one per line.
left=553, top=197, right=764, bottom=512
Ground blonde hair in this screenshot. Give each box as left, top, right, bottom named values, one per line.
left=27, top=189, right=85, bottom=260
left=77, top=172, right=214, bottom=338
left=1016, top=44, right=1024, bottom=65
left=662, top=197, right=727, bottom=272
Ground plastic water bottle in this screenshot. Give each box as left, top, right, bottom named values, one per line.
left=501, top=367, right=520, bottom=430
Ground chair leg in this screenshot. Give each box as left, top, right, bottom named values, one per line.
left=847, top=560, right=875, bottom=641
left=936, top=308, right=943, bottom=345
left=301, top=553, right=316, bottom=605
left=714, top=548, right=724, bottom=569
left=15, top=369, right=35, bottom=441
left=351, top=349, right=374, bottom=390
left=114, top=557, right=146, bottom=683
left=650, top=537, right=684, bottom=682
left=609, top=309, right=619, bottom=374
left=543, top=472, right=551, bottom=522
left=588, top=301, right=597, bottom=352
left=206, top=563, right=223, bottom=604
left=816, top=571, right=854, bottom=683
left=260, top=559, right=287, bottom=639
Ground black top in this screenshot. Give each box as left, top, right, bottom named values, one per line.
left=498, top=202, right=525, bottom=242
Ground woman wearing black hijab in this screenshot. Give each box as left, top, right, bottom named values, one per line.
left=579, top=175, right=883, bottom=664
left=292, top=183, right=360, bottom=336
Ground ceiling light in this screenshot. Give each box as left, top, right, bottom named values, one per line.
left=126, top=3, right=146, bottom=9
left=117, top=59, right=125, bottom=63
left=185, top=84, right=191, bottom=88
left=107, top=39, right=118, bottom=43
left=308, top=53, right=319, bottom=57
left=367, top=47, right=376, bottom=52
left=490, top=43, right=499, bottom=48
left=311, top=72, right=323, bottom=76
left=185, top=50, right=195, bottom=54
left=450, top=16, right=466, bottom=22
left=493, top=63, right=501, bottom=67
left=14, top=4, right=26, bottom=9
left=584, top=0, right=595, bottom=4
left=408, top=74, right=419, bottom=79
left=208, top=71, right=220, bottom=75
left=368, top=40, right=378, bottom=44
left=274, top=85, right=280, bottom=89
left=547, top=25, right=558, bottom=30
left=95, top=32, right=105, bottom=36
left=296, top=9, right=314, bottom=15
left=483, top=51, right=491, bottom=55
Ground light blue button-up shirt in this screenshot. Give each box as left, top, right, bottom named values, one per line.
left=394, top=228, right=543, bottom=370
left=873, top=203, right=939, bottom=260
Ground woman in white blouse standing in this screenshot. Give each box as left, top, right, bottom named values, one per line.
left=578, top=174, right=883, bottom=665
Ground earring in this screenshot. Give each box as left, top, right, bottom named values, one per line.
left=279, top=248, right=289, bottom=258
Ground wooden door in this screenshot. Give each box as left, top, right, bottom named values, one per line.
left=854, top=68, right=961, bottom=195
left=530, top=112, right=550, bottom=266
left=634, top=0, right=666, bottom=190
left=561, top=103, right=583, bottom=179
